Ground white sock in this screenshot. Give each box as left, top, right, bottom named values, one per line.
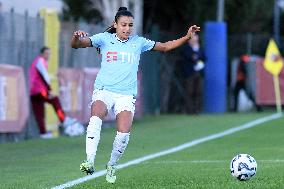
left=107, top=131, right=130, bottom=166
left=86, top=116, right=102, bottom=164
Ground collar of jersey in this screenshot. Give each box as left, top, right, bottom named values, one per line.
left=115, top=34, right=129, bottom=43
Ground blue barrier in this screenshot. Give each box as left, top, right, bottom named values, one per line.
left=204, top=22, right=227, bottom=113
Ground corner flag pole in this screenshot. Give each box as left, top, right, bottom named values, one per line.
left=273, top=75, right=282, bottom=113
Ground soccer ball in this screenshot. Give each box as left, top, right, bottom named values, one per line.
left=230, top=154, right=257, bottom=181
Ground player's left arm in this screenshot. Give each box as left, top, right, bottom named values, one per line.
left=153, top=25, right=200, bottom=52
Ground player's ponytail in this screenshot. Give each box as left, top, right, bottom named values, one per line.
left=105, top=25, right=116, bottom=33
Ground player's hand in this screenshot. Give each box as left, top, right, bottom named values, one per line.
left=186, top=25, right=200, bottom=39
left=71, top=30, right=92, bottom=48
left=73, top=30, right=88, bottom=39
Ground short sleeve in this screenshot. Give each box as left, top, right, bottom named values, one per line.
left=89, top=33, right=106, bottom=48
left=140, top=37, right=156, bottom=53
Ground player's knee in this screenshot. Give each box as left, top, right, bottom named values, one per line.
left=91, top=100, right=108, bottom=119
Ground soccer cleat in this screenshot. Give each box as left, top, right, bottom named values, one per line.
left=80, top=161, right=94, bottom=175
left=106, top=165, right=117, bottom=183
left=39, top=132, right=55, bottom=139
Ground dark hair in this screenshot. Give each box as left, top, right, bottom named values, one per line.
left=105, top=7, right=134, bottom=33
left=40, top=46, right=49, bottom=54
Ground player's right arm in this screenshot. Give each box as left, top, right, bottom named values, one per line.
left=71, top=30, right=92, bottom=49
left=153, top=25, right=200, bottom=52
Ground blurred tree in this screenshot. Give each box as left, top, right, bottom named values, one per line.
left=143, top=0, right=283, bottom=35
left=225, top=0, right=274, bottom=34
left=61, top=0, right=102, bottom=23
left=143, top=0, right=216, bottom=34
left=62, top=0, right=144, bottom=34
left=61, top=0, right=283, bottom=34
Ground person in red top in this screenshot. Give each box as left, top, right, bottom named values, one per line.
left=29, top=46, right=82, bottom=138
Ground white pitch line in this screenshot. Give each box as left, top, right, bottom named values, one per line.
left=51, top=113, right=282, bottom=189
left=142, top=159, right=284, bottom=164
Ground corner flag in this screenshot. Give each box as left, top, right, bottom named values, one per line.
left=264, top=39, right=283, bottom=112
left=264, top=39, right=283, bottom=76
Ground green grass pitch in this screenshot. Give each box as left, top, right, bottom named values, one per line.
left=0, top=113, right=283, bottom=189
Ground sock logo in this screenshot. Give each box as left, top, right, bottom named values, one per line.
left=88, top=137, right=94, bottom=139
left=118, top=150, right=122, bottom=153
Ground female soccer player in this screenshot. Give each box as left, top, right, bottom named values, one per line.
left=71, top=7, right=200, bottom=183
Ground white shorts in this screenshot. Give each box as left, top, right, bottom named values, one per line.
left=91, top=89, right=136, bottom=116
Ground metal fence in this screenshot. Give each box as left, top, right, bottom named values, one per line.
left=0, top=10, right=44, bottom=74
left=228, top=33, right=284, bottom=57
left=60, top=22, right=105, bottom=68
left=0, top=10, right=44, bottom=142
left=159, top=32, right=284, bottom=114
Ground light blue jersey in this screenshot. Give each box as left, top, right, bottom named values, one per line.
left=89, top=32, right=155, bottom=96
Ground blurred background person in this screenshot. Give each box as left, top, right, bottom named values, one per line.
left=29, top=46, right=83, bottom=139
left=182, top=34, right=205, bottom=114
left=233, top=55, right=261, bottom=112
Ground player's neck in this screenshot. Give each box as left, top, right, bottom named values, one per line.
left=115, top=34, right=129, bottom=43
